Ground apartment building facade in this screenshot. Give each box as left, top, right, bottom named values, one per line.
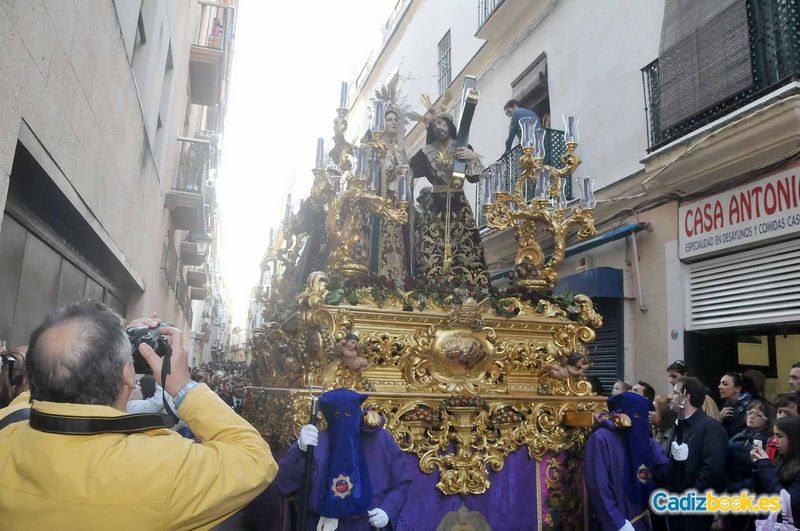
left=0, top=0, right=236, bottom=364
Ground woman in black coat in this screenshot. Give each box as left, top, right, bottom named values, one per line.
left=725, top=400, right=774, bottom=531
left=719, top=372, right=756, bottom=439
left=752, top=415, right=800, bottom=528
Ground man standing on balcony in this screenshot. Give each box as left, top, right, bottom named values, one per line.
left=503, top=100, right=540, bottom=153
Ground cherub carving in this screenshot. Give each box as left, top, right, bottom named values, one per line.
left=543, top=351, right=590, bottom=380
left=328, top=332, right=373, bottom=372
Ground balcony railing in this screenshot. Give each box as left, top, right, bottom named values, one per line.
left=642, top=0, right=799, bottom=151
left=195, top=2, right=233, bottom=53
left=475, top=128, right=569, bottom=229
left=174, top=137, right=211, bottom=193
left=477, top=0, right=504, bottom=29
left=176, top=275, right=193, bottom=325
left=186, top=265, right=208, bottom=288
left=163, top=240, right=179, bottom=290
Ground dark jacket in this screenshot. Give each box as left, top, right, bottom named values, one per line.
left=505, top=107, right=540, bottom=152
left=755, top=458, right=800, bottom=526
left=721, top=392, right=752, bottom=439
left=668, top=410, right=729, bottom=493
left=726, top=428, right=771, bottom=493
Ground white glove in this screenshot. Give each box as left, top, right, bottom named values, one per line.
left=671, top=441, right=689, bottom=461
left=316, top=516, right=338, bottom=531
left=619, top=519, right=635, bottom=531
left=298, top=424, right=318, bottom=452
left=368, top=508, right=389, bottom=528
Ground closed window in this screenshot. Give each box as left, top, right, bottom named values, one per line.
left=438, top=31, right=451, bottom=96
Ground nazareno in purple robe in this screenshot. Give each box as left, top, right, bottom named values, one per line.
left=584, top=418, right=671, bottom=531
left=276, top=417, right=411, bottom=531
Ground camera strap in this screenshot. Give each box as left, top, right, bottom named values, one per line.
left=0, top=407, right=30, bottom=430
left=161, top=353, right=179, bottom=424
left=30, top=409, right=169, bottom=435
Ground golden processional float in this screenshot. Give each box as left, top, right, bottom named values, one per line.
left=244, top=80, right=605, bottom=530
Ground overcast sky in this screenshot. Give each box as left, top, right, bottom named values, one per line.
left=217, top=0, right=397, bottom=325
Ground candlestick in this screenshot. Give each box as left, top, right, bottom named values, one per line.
left=315, top=138, right=324, bottom=169
left=339, top=81, right=348, bottom=109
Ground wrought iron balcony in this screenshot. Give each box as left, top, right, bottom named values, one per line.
left=475, top=128, right=569, bottom=229
left=477, top=0, right=503, bottom=30
left=176, top=275, right=193, bottom=325
left=165, top=137, right=213, bottom=230
left=186, top=265, right=208, bottom=288
left=189, top=1, right=235, bottom=106
left=180, top=240, right=206, bottom=266
left=190, top=286, right=209, bottom=300
left=641, top=0, right=799, bottom=151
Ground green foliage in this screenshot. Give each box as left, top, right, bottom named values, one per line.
left=321, top=273, right=582, bottom=319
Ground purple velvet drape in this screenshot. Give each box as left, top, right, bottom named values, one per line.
left=246, top=448, right=570, bottom=530
left=394, top=447, right=539, bottom=530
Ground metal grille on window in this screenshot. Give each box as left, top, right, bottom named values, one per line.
left=438, top=31, right=451, bottom=95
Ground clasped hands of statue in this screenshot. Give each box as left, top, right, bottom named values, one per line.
left=298, top=425, right=390, bottom=530
left=454, top=146, right=478, bottom=162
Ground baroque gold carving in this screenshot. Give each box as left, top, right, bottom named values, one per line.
left=351, top=396, right=597, bottom=495
left=483, top=144, right=597, bottom=290
left=327, top=174, right=407, bottom=278
left=401, top=300, right=508, bottom=394
left=247, top=282, right=608, bottom=497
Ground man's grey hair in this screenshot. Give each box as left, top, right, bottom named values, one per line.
left=26, top=300, right=132, bottom=405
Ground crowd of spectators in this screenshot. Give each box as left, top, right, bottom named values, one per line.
left=591, top=360, right=800, bottom=530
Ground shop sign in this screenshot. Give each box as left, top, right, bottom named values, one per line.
left=678, top=163, right=800, bottom=259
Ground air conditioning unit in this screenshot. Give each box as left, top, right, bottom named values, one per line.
left=576, top=255, right=592, bottom=272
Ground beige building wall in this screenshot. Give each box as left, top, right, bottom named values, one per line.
left=629, top=202, right=679, bottom=391
left=0, top=1, right=226, bottom=352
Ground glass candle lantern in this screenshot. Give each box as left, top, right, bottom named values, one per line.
left=354, top=146, right=369, bottom=179
left=580, top=176, right=596, bottom=209
left=482, top=168, right=495, bottom=205
left=315, top=138, right=325, bottom=169
left=534, top=126, right=547, bottom=159
left=519, top=116, right=537, bottom=148
left=563, top=113, right=580, bottom=144
left=396, top=167, right=410, bottom=203
left=536, top=169, right=551, bottom=200
left=371, top=99, right=386, bottom=134
left=557, top=178, right=569, bottom=209
left=339, top=81, right=348, bottom=109
left=367, top=157, right=381, bottom=192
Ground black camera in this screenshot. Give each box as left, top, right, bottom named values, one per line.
left=128, top=322, right=173, bottom=375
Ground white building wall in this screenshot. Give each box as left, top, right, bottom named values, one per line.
left=349, top=0, right=483, bottom=141
left=469, top=0, right=664, bottom=189
left=349, top=0, right=664, bottom=194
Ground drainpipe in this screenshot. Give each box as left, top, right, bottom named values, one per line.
left=627, top=210, right=648, bottom=313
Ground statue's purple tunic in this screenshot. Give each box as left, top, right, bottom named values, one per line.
left=584, top=418, right=670, bottom=531
left=276, top=419, right=411, bottom=531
